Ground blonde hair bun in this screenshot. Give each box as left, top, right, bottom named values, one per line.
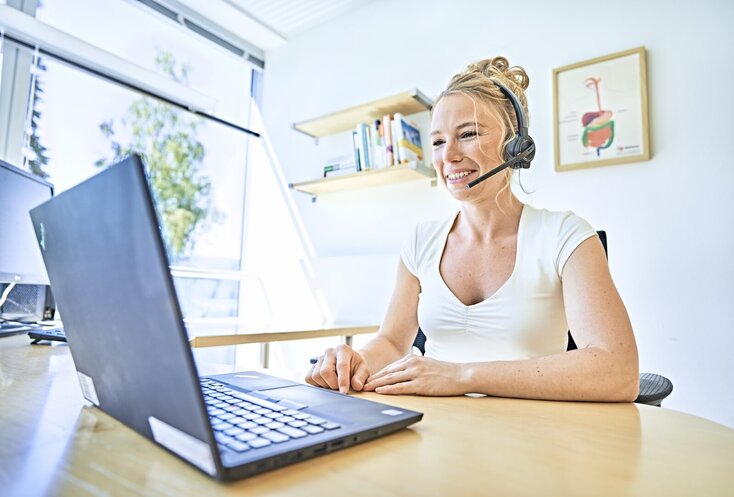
left=465, top=57, right=529, bottom=92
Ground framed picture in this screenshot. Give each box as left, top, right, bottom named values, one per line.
left=553, top=46, right=650, bottom=171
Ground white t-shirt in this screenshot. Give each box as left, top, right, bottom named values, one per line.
left=400, top=204, right=596, bottom=363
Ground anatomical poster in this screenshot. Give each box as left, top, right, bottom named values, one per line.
left=553, top=47, right=650, bottom=171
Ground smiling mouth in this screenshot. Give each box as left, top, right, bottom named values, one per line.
left=446, top=171, right=476, bottom=181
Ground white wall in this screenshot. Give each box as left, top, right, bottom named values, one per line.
left=260, top=0, right=734, bottom=427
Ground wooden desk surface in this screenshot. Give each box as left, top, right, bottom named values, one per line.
left=1, top=335, right=733, bottom=496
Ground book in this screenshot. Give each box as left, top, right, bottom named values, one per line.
left=355, top=123, right=371, bottom=170
left=324, top=164, right=358, bottom=177
left=382, top=114, right=394, bottom=166
left=323, top=154, right=354, bottom=169
left=393, top=113, right=423, bottom=163
left=391, top=115, right=402, bottom=163
left=373, top=119, right=385, bottom=168
left=323, top=157, right=357, bottom=177
left=351, top=130, right=362, bottom=171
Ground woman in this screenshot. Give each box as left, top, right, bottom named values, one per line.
left=306, top=57, right=639, bottom=402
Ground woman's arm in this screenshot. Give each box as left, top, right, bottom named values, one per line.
left=306, top=260, right=421, bottom=393
left=364, top=236, right=640, bottom=402
left=359, top=260, right=422, bottom=370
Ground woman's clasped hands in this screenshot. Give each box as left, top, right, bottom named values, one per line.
left=306, top=344, right=470, bottom=396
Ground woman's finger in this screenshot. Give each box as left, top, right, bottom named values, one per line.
left=364, top=369, right=413, bottom=391
left=335, top=347, right=354, bottom=394
left=368, top=355, right=413, bottom=382
left=374, top=380, right=415, bottom=395
left=309, top=355, right=329, bottom=389
left=351, top=359, right=370, bottom=391
left=318, top=349, right=340, bottom=390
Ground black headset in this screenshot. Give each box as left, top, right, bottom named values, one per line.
left=492, top=79, right=535, bottom=169
left=466, top=80, right=535, bottom=188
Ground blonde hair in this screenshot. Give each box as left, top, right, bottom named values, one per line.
left=434, top=56, right=531, bottom=204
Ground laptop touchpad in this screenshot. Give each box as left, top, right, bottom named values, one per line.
left=263, top=384, right=347, bottom=408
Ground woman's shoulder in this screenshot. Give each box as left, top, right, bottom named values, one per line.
left=401, top=212, right=458, bottom=274
left=521, top=204, right=596, bottom=273
left=523, top=204, right=593, bottom=233
left=410, top=211, right=458, bottom=242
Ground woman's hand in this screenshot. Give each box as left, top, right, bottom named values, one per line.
left=305, top=344, right=371, bottom=394
left=363, top=355, right=471, bottom=396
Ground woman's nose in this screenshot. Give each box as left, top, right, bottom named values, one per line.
left=443, top=138, right=463, bottom=163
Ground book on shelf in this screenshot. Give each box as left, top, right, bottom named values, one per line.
left=390, top=115, right=401, bottom=163
left=371, top=119, right=386, bottom=169
left=343, top=114, right=425, bottom=176
left=324, top=165, right=358, bottom=177
left=323, top=154, right=357, bottom=177
left=351, top=131, right=362, bottom=171
left=393, top=113, right=423, bottom=164
left=355, top=123, right=371, bottom=170
left=382, top=113, right=394, bottom=166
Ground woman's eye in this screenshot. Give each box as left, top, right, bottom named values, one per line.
left=432, top=139, right=445, bottom=147
left=461, top=131, right=478, bottom=139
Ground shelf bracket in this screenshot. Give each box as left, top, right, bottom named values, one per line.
left=291, top=123, right=319, bottom=145
left=410, top=89, right=434, bottom=111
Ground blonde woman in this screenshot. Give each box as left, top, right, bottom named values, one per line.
left=307, top=57, right=639, bottom=402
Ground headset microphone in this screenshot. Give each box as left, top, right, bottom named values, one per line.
left=466, top=79, right=535, bottom=189
left=466, top=144, right=535, bottom=188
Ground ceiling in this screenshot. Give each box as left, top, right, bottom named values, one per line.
left=226, top=0, right=367, bottom=40
left=133, top=0, right=369, bottom=58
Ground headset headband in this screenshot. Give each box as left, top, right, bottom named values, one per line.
left=490, top=79, right=528, bottom=137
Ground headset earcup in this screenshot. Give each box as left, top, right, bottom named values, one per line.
left=504, top=136, right=523, bottom=161
left=505, top=135, right=535, bottom=169
left=518, top=136, right=535, bottom=168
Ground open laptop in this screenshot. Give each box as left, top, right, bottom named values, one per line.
left=29, top=154, right=422, bottom=481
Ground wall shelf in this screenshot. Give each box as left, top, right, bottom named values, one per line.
left=292, top=89, right=433, bottom=138
left=290, top=161, right=436, bottom=197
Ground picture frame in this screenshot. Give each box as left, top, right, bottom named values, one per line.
left=553, top=46, right=650, bottom=172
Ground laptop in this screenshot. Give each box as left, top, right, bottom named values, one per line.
left=29, top=154, right=422, bottom=481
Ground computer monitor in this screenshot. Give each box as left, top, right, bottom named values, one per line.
left=0, top=159, right=54, bottom=322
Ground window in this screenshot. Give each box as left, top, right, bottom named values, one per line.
left=28, top=0, right=256, bottom=364
left=35, top=0, right=252, bottom=269
left=36, top=0, right=252, bottom=126
left=235, top=104, right=333, bottom=374
left=5, top=0, right=334, bottom=373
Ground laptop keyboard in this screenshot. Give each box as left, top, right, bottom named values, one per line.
left=200, top=379, right=341, bottom=454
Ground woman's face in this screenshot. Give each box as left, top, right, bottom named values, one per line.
left=430, top=93, right=504, bottom=200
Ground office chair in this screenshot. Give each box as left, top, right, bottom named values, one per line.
left=412, top=231, right=673, bottom=407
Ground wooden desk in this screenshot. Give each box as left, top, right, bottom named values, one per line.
left=1, top=335, right=733, bottom=496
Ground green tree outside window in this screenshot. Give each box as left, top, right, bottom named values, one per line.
left=96, top=52, right=214, bottom=260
